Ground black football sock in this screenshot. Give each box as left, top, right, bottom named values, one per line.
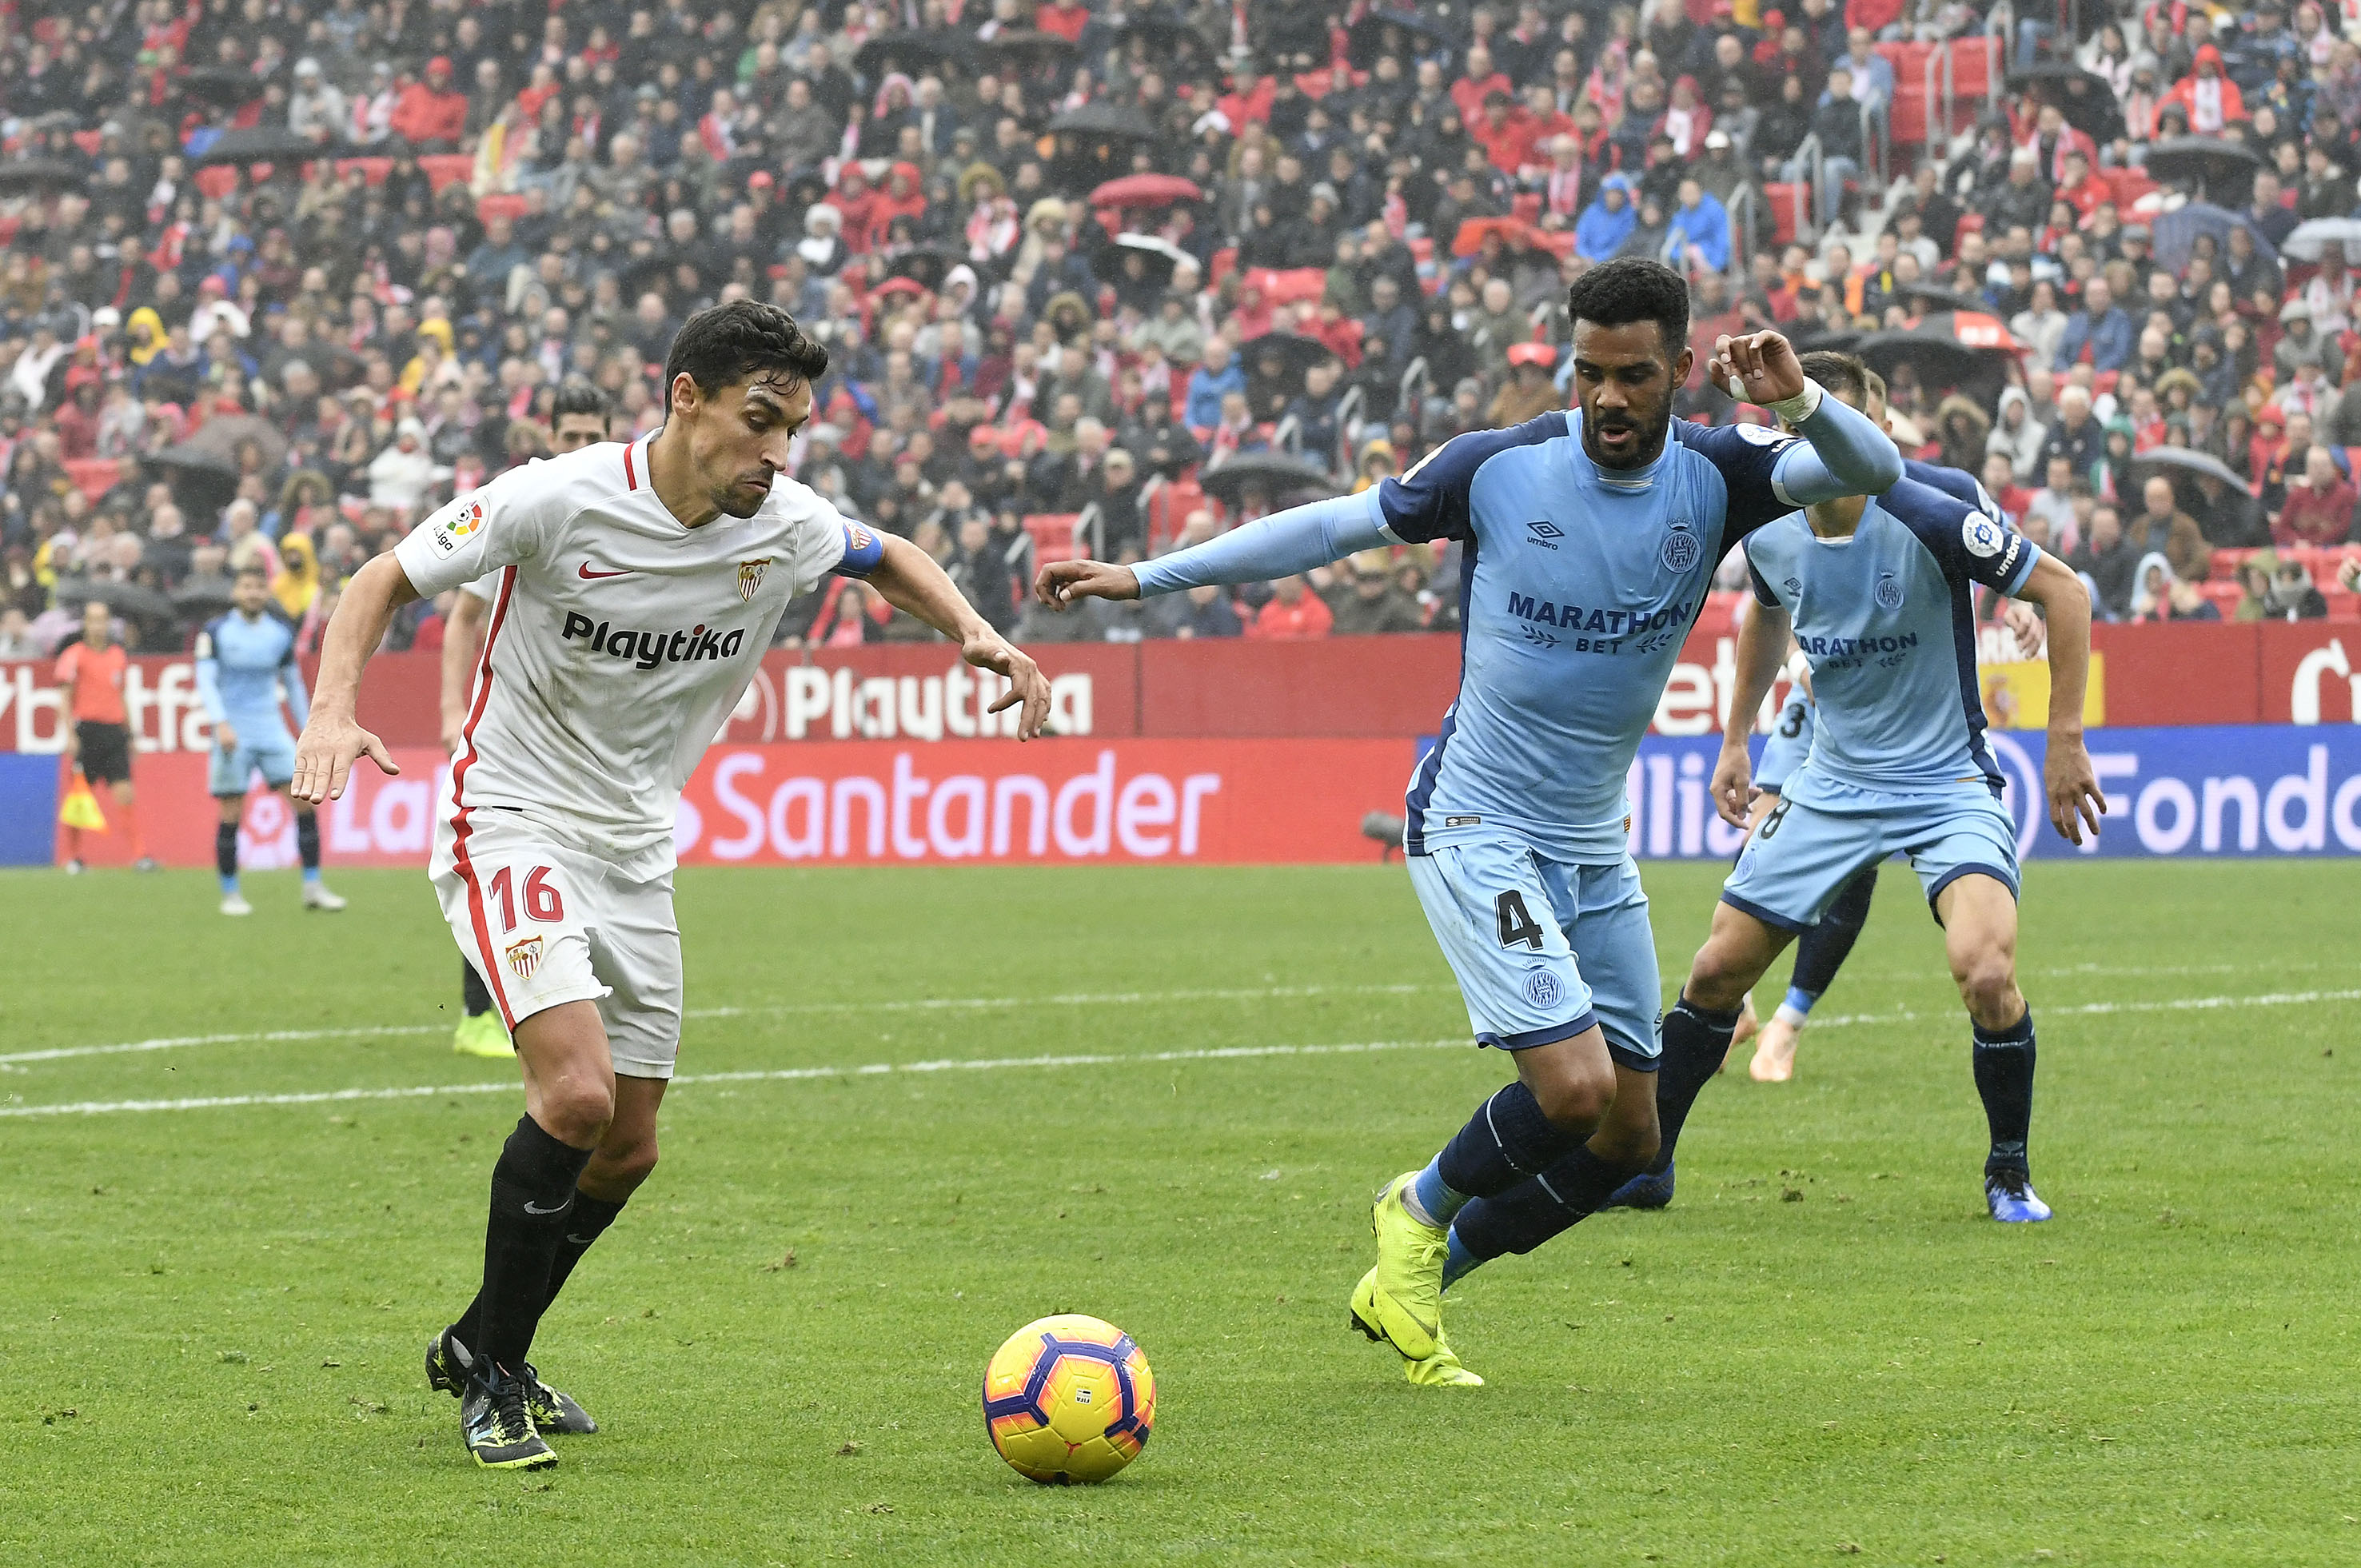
left=1446, top=1143, right=1641, bottom=1280
left=461, top=958, right=494, bottom=1019
left=540, top=1192, right=627, bottom=1315
left=1434, top=1081, right=1583, bottom=1201
left=470, top=1115, right=595, bottom=1374
left=1792, top=866, right=1876, bottom=995
left=214, top=820, right=239, bottom=884
left=1972, top=1008, right=2036, bottom=1177
left=296, top=808, right=321, bottom=873
left=1645, top=997, right=1741, bottom=1176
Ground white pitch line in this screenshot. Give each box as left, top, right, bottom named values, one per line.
left=0, top=982, right=1450, bottom=1068
left=1804, top=987, right=2361, bottom=1032
left=0, top=1037, right=1468, bottom=1119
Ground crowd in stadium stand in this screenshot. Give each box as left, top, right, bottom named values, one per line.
left=8, top=0, right=2361, bottom=662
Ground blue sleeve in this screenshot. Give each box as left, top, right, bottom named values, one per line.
left=1890, top=477, right=2039, bottom=595
left=194, top=619, right=225, bottom=724
left=1745, top=550, right=1782, bottom=608
left=1374, top=413, right=1570, bottom=543
left=1676, top=396, right=1902, bottom=547
left=1131, top=489, right=1391, bottom=597
left=831, top=517, right=885, bottom=579
left=278, top=625, right=309, bottom=728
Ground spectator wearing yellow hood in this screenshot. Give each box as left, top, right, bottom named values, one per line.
left=125, top=307, right=166, bottom=367
left=397, top=315, right=458, bottom=398
left=272, top=532, right=321, bottom=620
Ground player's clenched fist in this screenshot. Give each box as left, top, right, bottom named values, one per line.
left=290, top=712, right=398, bottom=804
left=962, top=632, right=1054, bottom=740
left=1035, top=559, right=1141, bottom=608
left=1707, top=329, right=1808, bottom=408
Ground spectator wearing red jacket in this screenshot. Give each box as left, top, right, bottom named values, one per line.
left=390, top=57, right=468, bottom=151
left=1470, top=91, right=1535, bottom=174
left=2160, top=44, right=2247, bottom=136
left=2056, top=149, right=2110, bottom=223
left=1035, top=2, right=1090, bottom=42
left=1246, top=576, right=1334, bottom=639
left=2277, top=447, right=2359, bottom=546
left=1218, top=60, right=1275, bottom=129
left=1450, top=45, right=1515, bottom=123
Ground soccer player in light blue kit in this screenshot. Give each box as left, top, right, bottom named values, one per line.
left=1037, top=258, right=1903, bottom=1383
left=197, top=564, right=345, bottom=916
left=1645, top=351, right=2105, bottom=1228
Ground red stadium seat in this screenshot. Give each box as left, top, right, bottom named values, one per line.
left=477, top=194, right=528, bottom=223
left=1208, top=246, right=1237, bottom=286
left=336, top=157, right=395, bottom=186
left=1889, top=84, right=1928, bottom=147
left=1763, top=183, right=1803, bottom=245
left=1146, top=478, right=1206, bottom=552
left=1511, top=193, right=1541, bottom=222
left=417, top=154, right=475, bottom=192
left=1242, top=267, right=1326, bottom=305
left=194, top=166, right=239, bottom=200
left=64, top=459, right=121, bottom=501
left=1948, top=35, right=1997, bottom=99
left=1952, top=211, right=1984, bottom=238
left=1023, top=513, right=1083, bottom=562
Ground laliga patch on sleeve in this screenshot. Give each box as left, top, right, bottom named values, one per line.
left=1962, top=515, right=2005, bottom=558
left=430, top=498, right=487, bottom=558
left=1734, top=422, right=1791, bottom=447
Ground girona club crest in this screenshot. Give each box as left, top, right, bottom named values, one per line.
left=736, top=557, right=772, bottom=601
left=505, top=936, right=544, bottom=984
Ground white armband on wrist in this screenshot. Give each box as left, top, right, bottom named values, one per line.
left=1766, top=381, right=1823, bottom=425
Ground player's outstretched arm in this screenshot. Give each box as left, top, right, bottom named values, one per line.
left=1036, top=489, right=1391, bottom=608
left=290, top=553, right=416, bottom=804
left=869, top=534, right=1051, bottom=740
left=440, top=589, right=489, bottom=754
left=1708, top=330, right=1903, bottom=504
left=1716, top=599, right=1792, bottom=828
left=2012, top=552, right=2105, bottom=845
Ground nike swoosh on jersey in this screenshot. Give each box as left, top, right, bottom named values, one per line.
left=578, top=564, right=630, bottom=579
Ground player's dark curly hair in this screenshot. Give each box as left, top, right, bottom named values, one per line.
left=663, top=300, right=830, bottom=403
left=1564, top=257, right=1689, bottom=360
left=552, top=376, right=610, bottom=421
left=1798, top=350, right=1874, bottom=405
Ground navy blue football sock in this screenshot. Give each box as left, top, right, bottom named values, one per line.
left=1972, top=1008, right=2036, bottom=1175
left=1446, top=1144, right=1639, bottom=1277
left=1791, top=865, right=1876, bottom=995
left=1645, top=998, right=1741, bottom=1176
left=215, top=820, right=239, bottom=891
left=1434, top=1081, right=1581, bottom=1201
left=295, top=808, right=321, bottom=882
left=461, top=958, right=494, bottom=1019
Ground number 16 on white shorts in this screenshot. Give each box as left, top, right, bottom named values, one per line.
left=429, top=809, right=685, bottom=1079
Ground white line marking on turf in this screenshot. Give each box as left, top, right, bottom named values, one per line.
left=0, top=983, right=1450, bottom=1068
left=10, top=986, right=2351, bottom=1119
left=0, top=1037, right=1469, bottom=1118
left=1804, top=988, right=2361, bottom=1031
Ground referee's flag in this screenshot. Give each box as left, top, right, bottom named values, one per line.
left=58, top=767, right=107, bottom=832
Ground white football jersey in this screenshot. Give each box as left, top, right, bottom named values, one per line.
left=397, top=435, right=883, bottom=872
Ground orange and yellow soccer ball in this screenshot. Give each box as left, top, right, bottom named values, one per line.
left=982, top=1315, right=1155, bottom=1484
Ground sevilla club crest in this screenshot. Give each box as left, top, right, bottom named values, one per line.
left=736, top=557, right=772, bottom=601
left=505, top=936, right=544, bottom=984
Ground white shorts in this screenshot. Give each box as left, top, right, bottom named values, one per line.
left=430, top=807, right=684, bottom=1079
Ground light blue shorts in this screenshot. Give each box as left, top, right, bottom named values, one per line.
left=1406, top=837, right=1661, bottom=1071
left=209, top=723, right=298, bottom=797
left=1756, top=695, right=1815, bottom=793
left=1721, top=780, right=2019, bottom=931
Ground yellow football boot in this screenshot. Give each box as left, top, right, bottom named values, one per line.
left=1403, top=1326, right=1485, bottom=1386
left=1346, top=1171, right=1449, bottom=1362
left=452, top=1011, right=512, bottom=1059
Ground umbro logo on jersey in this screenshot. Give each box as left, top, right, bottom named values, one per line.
left=561, top=612, right=748, bottom=668
left=579, top=563, right=631, bottom=580
left=1525, top=520, right=1563, bottom=549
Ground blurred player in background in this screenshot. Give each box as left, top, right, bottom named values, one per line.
left=1644, top=353, right=2103, bottom=1226
left=294, top=303, right=1051, bottom=1470
left=53, top=600, right=152, bottom=874
left=198, top=566, right=345, bottom=916
left=1039, top=260, right=1904, bottom=1384
left=439, top=379, right=614, bottom=1057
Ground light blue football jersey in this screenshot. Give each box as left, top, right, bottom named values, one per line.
left=196, top=609, right=309, bottom=732
left=1741, top=476, right=2037, bottom=807
left=1378, top=412, right=1811, bottom=861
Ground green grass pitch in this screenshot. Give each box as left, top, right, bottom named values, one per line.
left=3, top=860, right=2355, bottom=1566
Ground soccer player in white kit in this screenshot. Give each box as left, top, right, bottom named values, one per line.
left=292, top=302, right=1052, bottom=1469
